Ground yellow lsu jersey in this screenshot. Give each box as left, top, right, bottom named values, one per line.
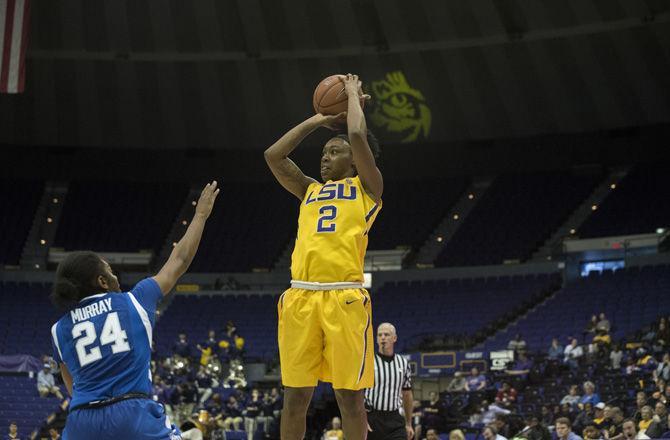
left=290, top=175, right=381, bottom=283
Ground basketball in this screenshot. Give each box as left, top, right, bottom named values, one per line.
left=312, top=74, right=365, bottom=115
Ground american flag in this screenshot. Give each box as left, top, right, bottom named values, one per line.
left=0, top=0, right=30, bottom=94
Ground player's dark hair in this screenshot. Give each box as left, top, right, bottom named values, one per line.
left=51, top=251, right=106, bottom=311
left=336, top=129, right=381, bottom=159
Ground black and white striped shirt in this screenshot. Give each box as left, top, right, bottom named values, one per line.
left=365, top=352, right=412, bottom=411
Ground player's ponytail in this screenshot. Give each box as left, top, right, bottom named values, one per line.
left=50, top=251, right=106, bottom=311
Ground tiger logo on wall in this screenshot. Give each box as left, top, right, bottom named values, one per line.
left=369, top=71, right=431, bottom=143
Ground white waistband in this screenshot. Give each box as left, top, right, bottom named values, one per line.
left=290, top=280, right=363, bottom=291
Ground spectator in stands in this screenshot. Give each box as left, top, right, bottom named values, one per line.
left=658, top=321, right=670, bottom=349
left=495, top=382, right=518, bottom=408
left=323, top=417, right=344, bottom=440
left=610, top=344, right=624, bottom=370
left=206, top=393, right=224, bottom=415
left=622, top=418, right=650, bottom=440
left=586, top=315, right=598, bottom=334
left=174, top=332, right=192, bottom=358
left=259, top=391, right=276, bottom=437
left=646, top=402, right=668, bottom=438
left=555, top=417, right=582, bottom=440
left=626, top=357, right=640, bottom=375
left=223, top=321, right=245, bottom=358
left=592, top=403, right=607, bottom=430
left=508, top=334, right=527, bottom=353
left=269, top=387, right=283, bottom=418
left=541, top=405, right=554, bottom=426
left=638, top=406, right=654, bottom=436
left=422, top=391, right=445, bottom=431
left=151, top=375, right=171, bottom=403
left=412, top=400, right=424, bottom=440
left=48, top=428, right=60, bottom=439
left=582, top=425, right=600, bottom=440
left=447, top=373, right=466, bottom=392
left=223, top=395, right=243, bottom=431
left=636, top=348, right=657, bottom=372
left=37, top=363, right=64, bottom=399
left=41, top=355, right=58, bottom=375
left=633, top=392, right=649, bottom=423
left=197, top=329, right=220, bottom=360
left=661, top=413, right=670, bottom=438
left=592, top=328, right=611, bottom=348
left=483, top=425, right=507, bottom=440
left=561, top=385, right=581, bottom=407
left=548, top=338, right=564, bottom=361
left=656, top=353, right=670, bottom=382
left=519, top=414, right=551, bottom=440
left=425, top=429, right=439, bottom=440
left=172, top=382, right=198, bottom=427
left=574, top=403, right=594, bottom=434
left=479, top=399, right=512, bottom=425
left=559, top=403, right=575, bottom=422
left=494, top=414, right=512, bottom=439
left=243, top=389, right=262, bottom=440
left=195, top=365, right=214, bottom=406
left=607, top=407, right=625, bottom=439
left=596, top=313, right=611, bottom=333
left=465, top=367, right=487, bottom=391
left=449, top=429, right=465, bottom=440
left=5, top=422, right=19, bottom=440
left=505, top=352, right=533, bottom=377
left=579, top=381, right=600, bottom=406
left=564, top=339, right=584, bottom=369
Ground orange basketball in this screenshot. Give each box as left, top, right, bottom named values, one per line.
left=312, top=74, right=365, bottom=115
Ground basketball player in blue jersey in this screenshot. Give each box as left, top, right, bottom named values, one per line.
left=50, top=181, right=220, bottom=440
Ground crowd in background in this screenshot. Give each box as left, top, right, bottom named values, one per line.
left=405, top=313, right=670, bottom=440
left=18, top=310, right=670, bottom=440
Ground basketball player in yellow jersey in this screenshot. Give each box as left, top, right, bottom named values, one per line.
left=264, top=74, right=383, bottom=440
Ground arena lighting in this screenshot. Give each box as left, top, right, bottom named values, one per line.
left=591, top=205, right=598, bottom=211
left=34, top=264, right=40, bottom=269
left=39, top=239, right=46, bottom=245
left=191, top=201, right=197, bottom=206
left=181, top=220, right=188, bottom=225
left=610, top=183, right=617, bottom=189
left=570, top=229, right=576, bottom=234
left=52, top=198, right=58, bottom=204
left=657, top=228, right=666, bottom=234
left=46, top=217, right=52, bottom=223
left=172, top=242, right=177, bottom=247
left=468, top=193, right=474, bottom=199
left=437, top=236, right=443, bottom=242
left=453, top=214, right=459, bottom=220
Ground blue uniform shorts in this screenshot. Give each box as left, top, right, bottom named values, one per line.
left=63, top=398, right=181, bottom=440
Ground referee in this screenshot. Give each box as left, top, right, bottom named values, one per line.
left=365, top=322, right=414, bottom=440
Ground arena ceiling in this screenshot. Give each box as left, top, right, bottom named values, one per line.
left=1, top=0, right=669, bottom=149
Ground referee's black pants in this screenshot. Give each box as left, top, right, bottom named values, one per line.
left=367, top=409, right=407, bottom=440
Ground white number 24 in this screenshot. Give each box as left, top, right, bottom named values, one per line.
left=72, top=312, right=131, bottom=367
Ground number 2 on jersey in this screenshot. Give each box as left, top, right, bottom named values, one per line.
left=72, top=312, right=131, bottom=367
left=317, top=205, right=337, bottom=232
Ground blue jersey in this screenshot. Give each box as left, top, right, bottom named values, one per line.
left=51, top=278, right=162, bottom=409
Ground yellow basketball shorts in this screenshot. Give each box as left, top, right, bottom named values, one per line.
left=277, top=287, right=374, bottom=390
